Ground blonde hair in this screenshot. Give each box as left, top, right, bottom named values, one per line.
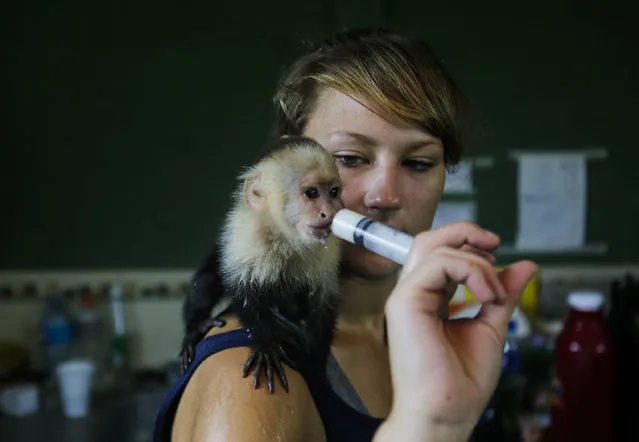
left=273, top=28, right=468, bottom=166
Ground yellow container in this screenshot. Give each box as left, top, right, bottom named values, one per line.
left=455, top=268, right=540, bottom=318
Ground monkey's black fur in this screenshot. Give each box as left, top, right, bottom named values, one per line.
left=180, top=235, right=340, bottom=394
left=234, top=265, right=339, bottom=393
left=179, top=244, right=227, bottom=373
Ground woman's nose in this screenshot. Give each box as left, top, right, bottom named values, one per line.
left=363, top=164, right=402, bottom=211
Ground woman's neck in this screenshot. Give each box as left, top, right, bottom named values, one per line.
left=336, top=273, right=398, bottom=338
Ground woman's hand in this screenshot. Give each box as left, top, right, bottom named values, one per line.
left=376, top=222, right=538, bottom=442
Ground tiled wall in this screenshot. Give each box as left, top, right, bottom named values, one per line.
left=0, top=269, right=191, bottom=370
left=1, top=265, right=637, bottom=370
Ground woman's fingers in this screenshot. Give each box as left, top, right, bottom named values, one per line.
left=392, top=246, right=505, bottom=317
left=460, top=244, right=496, bottom=264
left=426, top=222, right=501, bottom=252
left=394, top=222, right=530, bottom=330
left=475, top=261, right=538, bottom=332
left=438, top=247, right=505, bottom=303
left=402, top=222, right=500, bottom=276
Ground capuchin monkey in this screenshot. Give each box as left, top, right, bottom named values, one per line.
left=180, top=136, right=344, bottom=394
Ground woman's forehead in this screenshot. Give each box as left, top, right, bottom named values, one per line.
left=308, top=87, right=387, bottom=127
left=307, top=88, right=442, bottom=150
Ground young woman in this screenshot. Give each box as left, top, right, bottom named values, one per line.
left=154, top=28, right=537, bottom=442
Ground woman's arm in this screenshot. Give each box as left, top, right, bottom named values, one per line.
left=374, top=222, right=537, bottom=442
left=171, top=319, right=326, bottom=442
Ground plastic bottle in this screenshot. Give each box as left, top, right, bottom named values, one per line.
left=40, top=293, right=73, bottom=373
left=331, top=209, right=414, bottom=265
left=502, top=319, right=521, bottom=374
left=105, top=284, right=130, bottom=389
left=544, top=291, right=614, bottom=442
left=72, top=287, right=107, bottom=391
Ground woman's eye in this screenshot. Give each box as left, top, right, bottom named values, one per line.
left=404, top=159, right=433, bottom=172
left=335, top=155, right=366, bottom=168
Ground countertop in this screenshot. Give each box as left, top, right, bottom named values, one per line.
left=0, top=387, right=166, bottom=442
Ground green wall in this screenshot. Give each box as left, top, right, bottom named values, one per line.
left=2, top=0, right=637, bottom=269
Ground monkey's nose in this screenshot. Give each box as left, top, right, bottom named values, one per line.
left=320, top=212, right=326, bottom=219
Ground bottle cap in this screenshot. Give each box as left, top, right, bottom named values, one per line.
left=567, top=291, right=604, bottom=311
left=331, top=209, right=367, bottom=244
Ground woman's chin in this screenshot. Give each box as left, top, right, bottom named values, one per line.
left=339, top=244, right=401, bottom=281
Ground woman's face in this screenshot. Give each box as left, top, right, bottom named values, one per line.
left=303, top=87, right=447, bottom=280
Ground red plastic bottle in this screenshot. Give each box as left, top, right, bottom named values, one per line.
left=544, top=291, right=614, bottom=442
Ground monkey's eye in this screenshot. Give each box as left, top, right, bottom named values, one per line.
left=329, top=186, right=340, bottom=198
left=304, top=187, right=320, bottom=199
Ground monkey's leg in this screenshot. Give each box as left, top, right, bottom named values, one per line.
left=238, top=310, right=305, bottom=394
left=180, top=317, right=227, bottom=373
left=271, top=307, right=312, bottom=354
left=302, top=299, right=339, bottom=369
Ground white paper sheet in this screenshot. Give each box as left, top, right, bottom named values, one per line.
left=444, top=161, right=473, bottom=194
left=515, top=153, right=587, bottom=251
left=432, top=202, right=476, bottom=229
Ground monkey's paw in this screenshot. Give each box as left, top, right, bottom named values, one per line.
left=242, top=345, right=297, bottom=394
left=180, top=317, right=227, bottom=373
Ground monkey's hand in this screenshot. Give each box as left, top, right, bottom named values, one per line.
left=180, top=317, right=227, bottom=373
left=242, top=343, right=298, bottom=394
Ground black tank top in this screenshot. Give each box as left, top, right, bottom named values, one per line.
left=152, top=328, right=384, bottom=442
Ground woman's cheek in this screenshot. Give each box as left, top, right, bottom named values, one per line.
left=406, top=184, right=445, bottom=233
left=336, top=171, right=363, bottom=208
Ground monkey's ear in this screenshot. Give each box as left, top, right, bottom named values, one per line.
left=243, top=172, right=266, bottom=212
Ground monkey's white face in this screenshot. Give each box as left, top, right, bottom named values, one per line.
left=291, top=178, right=343, bottom=244
left=302, top=87, right=446, bottom=280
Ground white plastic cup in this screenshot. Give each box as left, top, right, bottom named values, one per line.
left=55, top=359, right=95, bottom=418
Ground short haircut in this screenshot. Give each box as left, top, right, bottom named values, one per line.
left=273, top=28, right=468, bottom=166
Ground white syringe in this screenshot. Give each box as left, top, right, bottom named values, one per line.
left=331, top=209, right=415, bottom=265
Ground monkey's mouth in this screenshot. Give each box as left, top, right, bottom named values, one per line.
left=307, top=222, right=332, bottom=240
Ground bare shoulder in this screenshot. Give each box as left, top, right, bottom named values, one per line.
left=172, top=315, right=326, bottom=442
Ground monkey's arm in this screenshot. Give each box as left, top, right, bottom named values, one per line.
left=180, top=246, right=228, bottom=372
left=233, top=284, right=312, bottom=394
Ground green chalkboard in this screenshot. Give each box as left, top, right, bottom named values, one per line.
left=391, top=0, right=639, bottom=265
left=2, top=0, right=638, bottom=269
